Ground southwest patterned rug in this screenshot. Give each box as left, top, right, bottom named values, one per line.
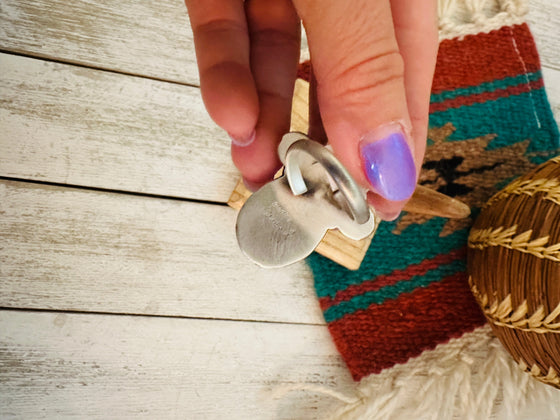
left=302, top=1, right=560, bottom=418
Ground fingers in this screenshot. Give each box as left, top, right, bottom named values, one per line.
left=232, top=0, right=301, bottom=188
left=187, top=0, right=438, bottom=221
left=369, top=0, right=439, bottom=220
left=185, top=0, right=258, bottom=144
left=391, top=0, right=438, bottom=174
left=293, top=0, right=436, bottom=220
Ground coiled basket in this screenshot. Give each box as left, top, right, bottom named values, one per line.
left=468, top=155, right=560, bottom=389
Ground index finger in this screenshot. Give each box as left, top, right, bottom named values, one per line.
left=185, top=0, right=259, bottom=143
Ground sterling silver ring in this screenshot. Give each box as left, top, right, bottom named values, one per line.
left=280, top=133, right=372, bottom=225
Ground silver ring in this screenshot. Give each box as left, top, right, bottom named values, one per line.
left=284, top=138, right=371, bottom=225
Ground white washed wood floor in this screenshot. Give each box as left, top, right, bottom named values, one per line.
left=0, top=1, right=559, bottom=419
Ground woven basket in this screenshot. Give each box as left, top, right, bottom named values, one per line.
left=468, top=155, right=560, bottom=389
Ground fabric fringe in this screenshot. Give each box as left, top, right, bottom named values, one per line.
left=328, top=325, right=560, bottom=420
left=438, top=0, right=528, bottom=40
left=294, top=1, right=560, bottom=418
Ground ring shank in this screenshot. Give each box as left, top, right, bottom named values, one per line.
left=284, top=139, right=371, bottom=225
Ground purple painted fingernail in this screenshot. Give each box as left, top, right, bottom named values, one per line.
left=359, top=123, right=416, bottom=201
left=229, top=130, right=256, bottom=147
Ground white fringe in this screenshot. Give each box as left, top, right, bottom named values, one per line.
left=438, top=0, right=528, bottom=40
left=328, top=325, right=560, bottom=420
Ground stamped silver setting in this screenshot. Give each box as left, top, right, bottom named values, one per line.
left=236, top=133, right=379, bottom=268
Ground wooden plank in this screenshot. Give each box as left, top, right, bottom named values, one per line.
left=0, top=53, right=238, bottom=203
left=290, top=78, right=310, bottom=134
left=0, top=0, right=557, bottom=84
left=0, top=310, right=354, bottom=419
left=0, top=0, right=199, bottom=85
left=0, top=180, right=323, bottom=324
left=527, top=0, right=560, bottom=72
left=542, top=67, right=560, bottom=123
left=1, top=16, right=559, bottom=205
left=2, top=53, right=558, bottom=207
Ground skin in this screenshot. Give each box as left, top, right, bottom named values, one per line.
left=185, top=0, right=438, bottom=220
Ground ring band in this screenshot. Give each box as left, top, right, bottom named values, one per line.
left=283, top=135, right=371, bottom=225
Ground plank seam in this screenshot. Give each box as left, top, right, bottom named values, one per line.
left=0, top=307, right=326, bottom=327
left=0, top=48, right=201, bottom=89
left=0, top=176, right=228, bottom=207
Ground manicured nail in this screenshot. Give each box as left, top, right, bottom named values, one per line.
left=229, top=130, right=256, bottom=147
left=359, top=123, right=416, bottom=201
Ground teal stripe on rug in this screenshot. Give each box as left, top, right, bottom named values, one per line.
left=310, top=219, right=468, bottom=299
left=430, top=71, right=542, bottom=103
left=430, top=89, right=559, bottom=163
left=310, top=88, right=560, bottom=300
left=322, top=259, right=466, bottom=323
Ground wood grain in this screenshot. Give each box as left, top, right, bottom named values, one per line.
left=290, top=78, right=310, bottom=133
left=227, top=178, right=254, bottom=211
left=0, top=0, right=199, bottom=85
left=542, top=67, right=560, bottom=122
left=0, top=180, right=323, bottom=325
left=527, top=0, right=560, bottom=72
left=0, top=310, right=354, bottom=419
left=0, top=2, right=558, bottom=419
left=1, top=12, right=559, bottom=206
left=0, top=53, right=238, bottom=203
left=0, top=0, right=557, bottom=83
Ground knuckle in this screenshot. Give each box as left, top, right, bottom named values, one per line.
left=250, top=27, right=300, bottom=50
left=193, top=18, right=246, bottom=39
left=323, top=48, right=405, bottom=102
left=410, top=113, right=429, bottom=130
left=246, top=0, right=299, bottom=26
left=245, top=0, right=300, bottom=49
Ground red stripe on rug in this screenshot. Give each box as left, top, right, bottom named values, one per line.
left=319, top=248, right=467, bottom=311
left=432, top=24, right=541, bottom=94
left=327, top=272, right=486, bottom=381
left=429, top=78, right=544, bottom=113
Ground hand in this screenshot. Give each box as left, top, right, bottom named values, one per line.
left=185, top=0, right=438, bottom=220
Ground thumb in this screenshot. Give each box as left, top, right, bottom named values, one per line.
left=294, top=0, right=418, bottom=219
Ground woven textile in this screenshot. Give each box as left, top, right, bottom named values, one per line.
left=303, top=1, right=560, bottom=418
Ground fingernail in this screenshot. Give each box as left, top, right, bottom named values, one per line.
left=359, top=123, right=416, bottom=201
left=229, top=130, right=256, bottom=147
